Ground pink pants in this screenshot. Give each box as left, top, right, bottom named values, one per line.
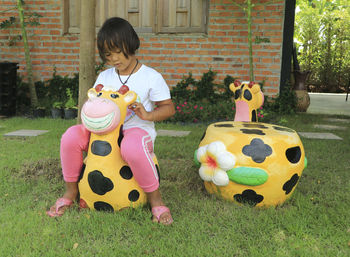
left=60, top=125, right=159, bottom=193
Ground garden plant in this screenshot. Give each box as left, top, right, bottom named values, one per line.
left=294, top=0, right=350, bottom=92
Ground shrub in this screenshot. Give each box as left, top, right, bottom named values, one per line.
left=16, top=70, right=79, bottom=114
left=171, top=70, right=235, bottom=104
left=169, top=100, right=235, bottom=123
left=295, top=1, right=350, bottom=92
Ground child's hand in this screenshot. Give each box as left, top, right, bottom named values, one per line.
left=129, top=102, right=152, bottom=121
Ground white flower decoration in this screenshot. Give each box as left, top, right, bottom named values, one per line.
left=196, top=141, right=236, bottom=186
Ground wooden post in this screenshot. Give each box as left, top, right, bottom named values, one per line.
left=78, top=0, right=96, bottom=123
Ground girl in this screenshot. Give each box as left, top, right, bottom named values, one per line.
left=47, top=17, right=175, bottom=225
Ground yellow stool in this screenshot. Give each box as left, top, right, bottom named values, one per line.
left=195, top=121, right=306, bottom=207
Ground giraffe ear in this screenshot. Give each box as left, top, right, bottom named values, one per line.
left=251, top=83, right=261, bottom=94
left=87, top=88, right=98, bottom=98
left=123, top=91, right=137, bottom=104
left=229, top=83, right=238, bottom=93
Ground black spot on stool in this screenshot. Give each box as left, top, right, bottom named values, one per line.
left=251, top=110, right=257, bottom=122
left=234, top=189, right=264, bottom=206
left=88, top=170, right=114, bottom=195
left=118, top=125, right=124, bottom=148
left=119, top=166, right=133, bottom=180
left=214, top=123, right=234, bottom=127
left=243, top=123, right=268, bottom=129
left=91, top=140, right=112, bottom=156
left=283, top=173, right=300, bottom=194
left=128, top=190, right=140, bottom=202
left=242, top=138, right=272, bottom=163
left=94, top=201, right=114, bottom=212
left=240, top=129, right=265, bottom=135
left=200, top=130, right=206, bottom=142
left=286, top=146, right=301, bottom=164
left=273, top=126, right=294, bottom=133
left=156, top=164, right=160, bottom=183
left=78, top=163, right=86, bottom=182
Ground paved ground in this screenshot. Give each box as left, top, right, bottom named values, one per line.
left=1, top=93, right=349, bottom=139
left=307, top=93, right=350, bottom=116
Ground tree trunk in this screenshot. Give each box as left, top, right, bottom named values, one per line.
left=17, top=0, right=38, bottom=107
left=77, top=0, right=96, bottom=123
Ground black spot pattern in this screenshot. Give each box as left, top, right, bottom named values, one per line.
left=273, top=126, right=294, bottom=133
left=286, top=146, right=302, bottom=164
left=128, top=190, right=140, bottom=202
left=234, top=89, right=241, bottom=99
left=243, top=123, right=268, bottom=129
left=156, top=164, right=160, bottom=183
left=234, top=189, right=264, bottom=206
left=283, top=173, right=300, bottom=194
left=242, top=138, right=272, bottom=163
left=94, top=201, right=114, bottom=212
left=251, top=110, right=257, bottom=122
left=118, top=125, right=124, bottom=148
left=88, top=170, right=114, bottom=195
left=243, top=89, right=252, bottom=100
left=119, top=166, right=133, bottom=180
left=78, top=163, right=86, bottom=182
left=200, top=130, right=206, bottom=142
left=91, top=140, right=112, bottom=156
left=240, top=129, right=266, bottom=135
left=214, top=123, right=234, bottom=127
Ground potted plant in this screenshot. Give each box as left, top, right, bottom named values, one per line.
left=51, top=101, right=63, bottom=119
left=292, top=44, right=311, bottom=112
left=33, top=106, right=46, bottom=118
left=64, top=88, right=77, bottom=119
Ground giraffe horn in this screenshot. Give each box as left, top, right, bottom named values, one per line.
left=95, top=84, right=104, bottom=92
left=248, top=81, right=255, bottom=88
left=234, top=80, right=241, bottom=87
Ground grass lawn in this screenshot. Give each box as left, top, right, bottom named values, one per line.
left=0, top=114, right=349, bottom=256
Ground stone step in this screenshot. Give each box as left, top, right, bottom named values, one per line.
left=299, top=132, right=342, bottom=140
left=3, top=129, right=49, bottom=137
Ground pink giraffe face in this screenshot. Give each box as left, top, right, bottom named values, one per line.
left=81, top=85, right=137, bottom=134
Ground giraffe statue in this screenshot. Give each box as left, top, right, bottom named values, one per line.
left=78, top=84, right=151, bottom=211
left=229, top=80, right=264, bottom=122
left=194, top=80, right=306, bottom=207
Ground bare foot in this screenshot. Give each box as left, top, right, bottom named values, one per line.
left=47, top=198, right=74, bottom=217
left=145, top=190, right=174, bottom=225
left=152, top=208, right=173, bottom=225
left=47, top=182, right=78, bottom=217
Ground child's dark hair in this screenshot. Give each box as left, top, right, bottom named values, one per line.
left=97, top=17, right=140, bottom=62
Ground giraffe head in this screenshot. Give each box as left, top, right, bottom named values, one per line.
left=81, top=84, right=137, bottom=134
left=229, top=80, right=264, bottom=122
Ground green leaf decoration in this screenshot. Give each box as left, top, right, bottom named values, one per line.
left=194, top=149, right=200, bottom=167
left=304, top=157, right=308, bottom=169
left=227, top=167, right=268, bottom=186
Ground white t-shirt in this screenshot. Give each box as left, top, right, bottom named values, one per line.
left=93, top=64, right=171, bottom=143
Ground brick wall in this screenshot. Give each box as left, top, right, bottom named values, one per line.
left=0, top=0, right=285, bottom=96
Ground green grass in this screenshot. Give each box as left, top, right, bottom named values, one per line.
left=0, top=114, right=349, bottom=256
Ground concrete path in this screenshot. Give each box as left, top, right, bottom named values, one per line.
left=3, top=129, right=49, bottom=137
left=157, top=129, right=191, bottom=137
left=307, top=93, right=350, bottom=116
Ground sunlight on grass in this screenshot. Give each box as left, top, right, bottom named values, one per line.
left=0, top=114, right=349, bottom=256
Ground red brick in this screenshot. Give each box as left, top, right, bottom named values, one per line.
left=0, top=0, right=284, bottom=95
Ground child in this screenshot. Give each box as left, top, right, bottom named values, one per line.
left=47, top=17, right=175, bottom=225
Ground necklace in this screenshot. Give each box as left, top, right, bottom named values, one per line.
left=117, top=59, right=139, bottom=86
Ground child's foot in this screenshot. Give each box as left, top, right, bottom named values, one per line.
left=151, top=206, right=173, bottom=225
left=47, top=198, right=74, bottom=217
